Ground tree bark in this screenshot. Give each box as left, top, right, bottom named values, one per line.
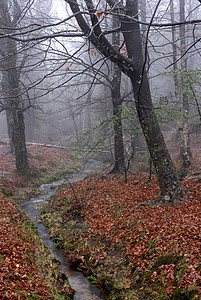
left=179, top=0, right=191, bottom=167
left=0, top=0, right=29, bottom=175
left=110, top=14, right=125, bottom=173
left=111, top=86, right=125, bottom=173
left=1, top=69, right=14, bottom=153
left=170, top=0, right=191, bottom=169
left=6, top=111, right=15, bottom=154
left=6, top=37, right=29, bottom=175
left=121, top=0, right=182, bottom=203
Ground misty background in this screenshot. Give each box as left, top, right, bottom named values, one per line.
left=0, top=0, right=200, bottom=168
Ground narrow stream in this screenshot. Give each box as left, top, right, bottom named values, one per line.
left=20, top=161, right=106, bottom=300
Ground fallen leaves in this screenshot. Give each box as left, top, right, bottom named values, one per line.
left=0, top=194, right=74, bottom=299
left=0, top=145, right=75, bottom=299
left=0, top=143, right=200, bottom=299
left=0, top=194, right=52, bottom=298
left=42, top=161, right=201, bottom=298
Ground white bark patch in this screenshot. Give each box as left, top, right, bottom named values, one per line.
left=164, top=195, right=170, bottom=203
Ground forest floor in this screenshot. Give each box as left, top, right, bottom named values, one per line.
left=0, top=138, right=201, bottom=299
left=0, top=145, right=79, bottom=299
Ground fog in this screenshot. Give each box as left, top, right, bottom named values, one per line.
left=0, top=0, right=200, bottom=162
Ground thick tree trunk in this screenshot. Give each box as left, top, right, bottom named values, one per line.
left=122, top=0, right=182, bottom=204
left=130, top=73, right=182, bottom=203
left=1, top=70, right=14, bottom=153
left=0, top=0, right=29, bottom=175
left=7, top=66, right=29, bottom=175
left=139, top=0, right=147, bottom=51
left=1, top=61, right=28, bottom=170
left=6, top=39, right=29, bottom=175
left=9, top=108, right=29, bottom=174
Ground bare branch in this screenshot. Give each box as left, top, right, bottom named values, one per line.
left=166, top=37, right=201, bottom=68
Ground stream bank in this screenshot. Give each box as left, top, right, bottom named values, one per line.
left=0, top=192, right=74, bottom=299
left=38, top=166, right=201, bottom=300
left=20, top=160, right=106, bottom=300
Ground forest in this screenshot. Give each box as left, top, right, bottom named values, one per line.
left=0, top=0, right=201, bottom=299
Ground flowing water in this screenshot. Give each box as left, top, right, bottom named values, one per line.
left=20, top=161, right=106, bottom=300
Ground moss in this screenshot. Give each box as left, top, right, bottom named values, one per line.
left=152, top=254, right=181, bottom=271
left=36, top=159, right=82, bottom=186
left=174, top=259, right=189, bottom=287
left=172, top=287, right=198, bottom=300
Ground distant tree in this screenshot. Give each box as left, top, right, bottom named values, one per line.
left=110, top=14, right=125, bottom=173
left=0, top=0, right=55, bottom=174
left=169, top=0, right=201, bottom=168
left=178, top=0, right=191, bottom=167
left=1, top=0, right=199, bottom=189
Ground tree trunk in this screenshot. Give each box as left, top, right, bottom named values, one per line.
left=179, top=0, right=191, bottom=167
left=139, top=0, right=147, bottom=51
left=10, top=109, right=29, bottom=175
left=110, top=14, right=125, bottom=173
left=1, top=69, right=14, bottom=153
left=7, top=47, right=29, bottom=175
left=111, top=89, right=125, bottom=173
left=0, top=0, right=30, bottom=175
left=122, top=0, right=182, bottom=204
left=170, top=0, right=191, bottom=168
left=6, top=111, right=15, bottom=154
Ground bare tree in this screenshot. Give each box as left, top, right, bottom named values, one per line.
left=1, top=0, right=199, bottom=186
left=64, top=0, right=183, bottom=204
left=0, top=0, right=29, bottom=175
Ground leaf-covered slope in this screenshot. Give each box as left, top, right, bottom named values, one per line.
left=0, top=193, right=74, bottom=299
left=41, top=169, right=201, bottom=299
